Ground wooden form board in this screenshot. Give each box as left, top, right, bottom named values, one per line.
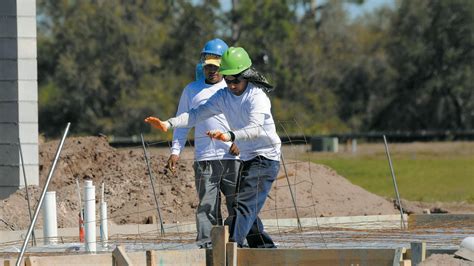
left=112, top=245, right=133, bottom=266
left=236, top=248, right=397, bottom=266
left=409, top=242, right=426, bottom=266
left=18, top=246, right=410, bottom=266
left=211, top=226, right=229, bottom=266
left=23, top=249, right=206, bottom=266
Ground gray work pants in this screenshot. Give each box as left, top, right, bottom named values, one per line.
left=193, top=159, right=240, bottom=247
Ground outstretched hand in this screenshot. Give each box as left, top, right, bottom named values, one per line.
left=144, top=116, right=170, bottom=132
left=206, top=130, right=231, bottom=142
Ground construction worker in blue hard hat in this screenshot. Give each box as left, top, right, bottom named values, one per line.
left=145, top=47, right=279, bottom=248
left=162, top=38, right=239, bottom=248
left=195, top=38, right=229, bottom=80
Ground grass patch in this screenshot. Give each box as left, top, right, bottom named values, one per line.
left=309, top=142, right=474, bottom=203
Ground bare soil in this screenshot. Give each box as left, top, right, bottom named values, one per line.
left=420, top=254, right=474, bottom=266
left=1, top=136, right=472, bottom=232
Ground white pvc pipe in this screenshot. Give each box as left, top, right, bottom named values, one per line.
left=100, top=201, right=108, bottom=247
left=42, top=191, right=58, bottom=245
left=84, top=180, right=96, bottom=252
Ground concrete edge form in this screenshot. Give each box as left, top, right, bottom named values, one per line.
left=3, top=249, right=207, bottom=266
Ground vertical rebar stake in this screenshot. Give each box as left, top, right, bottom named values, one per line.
left=383, top=135, right=407, bottom=230
left=16, top=122, right=70, bottom=266
left=18, top=138, right=36, bottom=246
left=280, top=153, right=303, bottom=232
left=140, top=134, right=165, bottom=236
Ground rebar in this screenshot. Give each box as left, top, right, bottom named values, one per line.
left=18, top=138, right=36, bottom=246
left=140, top=133, right=165, bottom=236
left=280, top=153, right=303, bottom=232
left=16, top=122, right=70, bottom=266
left=383, top=135, right=406, bottom=230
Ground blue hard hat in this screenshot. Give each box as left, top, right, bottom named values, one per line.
left=201, top=38, right=228, bottom=56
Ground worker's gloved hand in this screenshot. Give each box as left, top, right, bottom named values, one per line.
left=229, top=143, right=240, bottom=156
left=166, top=154, right=179, bottom=174
left=207, top=130, right=231, bottom=142
left=144, top=116, right=170, bottom=132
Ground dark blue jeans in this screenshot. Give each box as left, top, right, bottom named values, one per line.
left=229, top=156, right=280, bottom=248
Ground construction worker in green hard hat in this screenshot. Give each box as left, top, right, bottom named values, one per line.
left=145, top=46, right=280, bottom=248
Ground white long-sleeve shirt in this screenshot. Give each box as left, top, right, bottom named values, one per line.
left=171, top=79, right=237, bottom=161
left=169, top=83, right=281, bottom=161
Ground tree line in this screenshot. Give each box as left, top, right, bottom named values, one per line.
left=37, top=0, right=474, bottom=138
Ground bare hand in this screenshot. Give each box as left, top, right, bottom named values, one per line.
left=229, top=143, right=240, bottom=156
left=166, top=154, right=179, bottom=174
left=144, top=116, right=169, bottom=132
left=206, top=130, right=231, bottom=142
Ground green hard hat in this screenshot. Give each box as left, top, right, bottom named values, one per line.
left=219, top=47, right=252, bottom=76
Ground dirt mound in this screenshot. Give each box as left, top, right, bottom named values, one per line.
left=262, top=160, right=397, bottom=218
left=1, top=136, right=197, bottom=230
left=1, top=136, right=397, bottom=231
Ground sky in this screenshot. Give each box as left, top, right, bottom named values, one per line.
left=217, top=0, right=396, bottom=19
left=345, top=0, right=395, bottom=19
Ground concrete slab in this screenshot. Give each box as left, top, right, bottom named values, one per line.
left=409, top=214, right=474, bottom=229
left=0, top=215, right=407, bottom=245
left=0, top=222, right=196, bottom=245
left=263, top=214, right=408, bottom=230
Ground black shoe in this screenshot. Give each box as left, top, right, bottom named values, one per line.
left=198, top=242, right=212, bottom=249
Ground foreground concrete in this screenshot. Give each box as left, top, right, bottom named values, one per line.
left=0, top=214, right=407, bottom=245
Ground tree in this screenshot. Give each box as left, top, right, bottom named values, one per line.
left=37, top=0, right=473, bottom=137
left=225, top=0, right=349, bottom=134
left=38, top=0, right=221, bottom=137
left=335, top=7, right=396, bottom=131
left=372, top=0, right=474, bottom=131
